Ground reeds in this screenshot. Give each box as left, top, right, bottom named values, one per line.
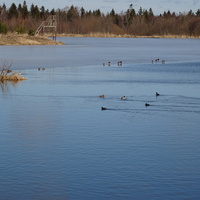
left=0, top=63, right=26, bottom=81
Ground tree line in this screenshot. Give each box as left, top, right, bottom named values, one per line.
left=0, top=1, right=200, bottom=36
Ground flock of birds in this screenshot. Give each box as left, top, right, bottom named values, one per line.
left=38, top=67, right=45, bottom=71
left=152, top=58, right=166, bottom=64
left=100, top=59, right=165, bottom=110
left=103, top=61, right=123, bottom=66
left=102, top=59, right=166, bottom=67
left=100, top=92, right=160, bottom=110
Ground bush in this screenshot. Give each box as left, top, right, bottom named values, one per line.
left=0, top=23, right=8, bottom=34
left=28, top=28, right=35, bottom=36
left=15, top=24, right=26, bottom=34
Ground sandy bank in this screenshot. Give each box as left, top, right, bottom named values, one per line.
left=0, top=34, right=63, bottom=46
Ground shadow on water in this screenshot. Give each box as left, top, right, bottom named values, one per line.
left=0, top=80, right=24, bottom=95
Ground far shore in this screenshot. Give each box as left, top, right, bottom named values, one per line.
left=0, top=33, right=199, bottom=46
left=57, top=33, right=200, bottom=39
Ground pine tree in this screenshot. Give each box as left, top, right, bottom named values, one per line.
left=8, top=3, right=18, bottom=19
left=21, top=0, right=29, bottom=19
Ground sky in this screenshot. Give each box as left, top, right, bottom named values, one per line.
left=2, top=0, right=200, bottom=15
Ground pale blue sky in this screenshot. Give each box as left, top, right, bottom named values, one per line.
left=2, top=0, right=200, bottom=15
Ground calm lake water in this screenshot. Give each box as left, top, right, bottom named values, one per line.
left=0, top=37, right=200, bottom=200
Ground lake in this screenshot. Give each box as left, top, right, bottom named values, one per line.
left=0, top=37, right=200, bottom=200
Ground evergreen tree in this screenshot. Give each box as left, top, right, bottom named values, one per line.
left=196, top=9, right=200, bottom=16
left=138, top=7, right=143, bottom=16
left=110, top=9, right=115, bottom=17
left=80, top=7, right=85, bottom=18
left=188, top=9, right=194, bottom=16
left=93, top=9, right=101, bottom=17
left=50, top=8, right=55, bottom=15
left=40, top=6, right=45, bottom=18
left=18, top=3, right=22, bottom=12
left=30, top=4, right=40, bottom=20
left=149, top=8, right=154, bottom=16
left=30, top=4, right=35, bottom=17
left=8, top=3, right=18, bottom=19
left=21, top=0, right=29, bottom=19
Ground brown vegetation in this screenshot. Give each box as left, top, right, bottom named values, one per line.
left=0, top=2, right=200, bottom=38
left=0, top=33, right=63, bottom=45
left=0, top=62, right=26, bottom=81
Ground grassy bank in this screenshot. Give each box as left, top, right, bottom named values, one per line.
left=0, top=33, right=199, bottom=46
left=58, top=33, right=200, bottom=39
left=0, top=34, right=63, bottom=46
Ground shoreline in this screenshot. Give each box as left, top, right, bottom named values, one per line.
left=0, top=34, right=63, bottom=46
left=57, top=33, right=200, bottom=39
left=0, top=33, right=199, bottom=46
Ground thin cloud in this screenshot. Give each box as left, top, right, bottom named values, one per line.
left=193, top=0, right=200, bottom=5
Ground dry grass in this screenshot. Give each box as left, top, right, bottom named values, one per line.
left=58, top=32, right=200, bottom=39
left=0, top=62, right=26, bottom=81
left=0, top=72, right=26, bottom=81
left=1, top=33, right=198, bottom=46
left=0, top=33, right=63, bottom=46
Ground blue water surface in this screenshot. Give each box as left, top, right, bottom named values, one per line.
left=0, top=37, right=200, bottom=200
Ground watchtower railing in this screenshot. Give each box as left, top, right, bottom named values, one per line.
left=35, top=15, right=57, bottom=40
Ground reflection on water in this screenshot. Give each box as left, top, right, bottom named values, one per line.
left=0, top=80, right=23, bottom=95
left=0, top=38, right=200, bottom=200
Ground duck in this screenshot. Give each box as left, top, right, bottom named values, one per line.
left=6, top=69, right=12, bottom=73
left=118, top=61, right=123, bottom=66
left=145, top=103, right=150, bottom=107
left=121, top=96, right=126, bottom=100
left=99, top=94, right=105, bottom=98
left=156, top=92, right=160, bottom=96
left=101, top=107, right=107, bottom=110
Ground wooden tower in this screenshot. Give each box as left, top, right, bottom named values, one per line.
left=35, top=15, right=57, bottom=40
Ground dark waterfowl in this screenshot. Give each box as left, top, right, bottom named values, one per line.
left=156, top=92, right=160, bottom=96
left=101, top=107, right=107, bottom=110
left=99, top=94, right=105, bottom=98
left=118, top=61, right=123, bottom=66
left=162, top=60, right=165, bottom=64
left=7, top=69, right=12, bottom=73
left=121, top=96, right=126, bottom=100
left=145, top=103, right=150, bottom=107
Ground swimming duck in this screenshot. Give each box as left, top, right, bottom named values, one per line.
left=145, top=103, right=150, bottom=107
left=121, top=96, right=126, bottom=100
left=99, top=94, right=105, bottom=98
left=118, top=61, right=123, bottom=66
left=156, top=92, right=160, bottom=96
left=101, top=107, right=107, bottom=110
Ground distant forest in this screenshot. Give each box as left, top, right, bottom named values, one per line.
left=0, top=1, right=200, bottom=36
